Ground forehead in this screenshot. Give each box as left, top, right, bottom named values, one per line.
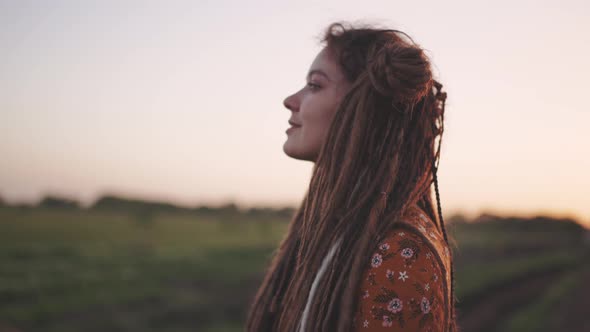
left=308, top=47, right=345, bottom=82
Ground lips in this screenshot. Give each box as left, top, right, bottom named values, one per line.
left=288, top=120, right=302, bottom=127
left=286, top=125, right=300, bottom=134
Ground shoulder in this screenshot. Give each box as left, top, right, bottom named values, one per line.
left=391, top=205, right=452, bottom=267
left=352, top=208, right=451, bottom=331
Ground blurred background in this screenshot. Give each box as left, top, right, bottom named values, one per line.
left=1, top=0, right=589, bottom=331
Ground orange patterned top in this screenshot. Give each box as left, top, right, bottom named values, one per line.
left=352, top=206, right=453, bottom=331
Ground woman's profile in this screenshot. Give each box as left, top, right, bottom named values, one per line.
left=246, top=21, right=458, bottom=332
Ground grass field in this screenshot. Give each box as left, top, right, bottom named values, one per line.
left=0, top=206, right=588, bottom=332
left=0, top=207, right=286, bottom=332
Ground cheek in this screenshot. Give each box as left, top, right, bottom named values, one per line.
left=300, top=113, right=330, bottom=148
left=295, top=113, right=333, bottom=159
left=296, top=90, right=343, bottom=152
left=301, top=96, right=339, bottom=133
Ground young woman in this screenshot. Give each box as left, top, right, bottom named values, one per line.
left=246, top=21, right=458, bottom=332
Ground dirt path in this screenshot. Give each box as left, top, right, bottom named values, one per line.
left=546, top=265, right=590, bottom=332
left=457, top=268, right=565, bottom=332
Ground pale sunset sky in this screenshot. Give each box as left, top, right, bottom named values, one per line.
left=1, top=0, right=588, bottom=226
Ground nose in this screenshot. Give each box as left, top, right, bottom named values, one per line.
left=283, top=93, right=298, bottom=112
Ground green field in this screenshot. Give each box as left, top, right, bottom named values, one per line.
left=0, top=207, right=287, bottom=332
left=0, top=206, right=588, bottom=332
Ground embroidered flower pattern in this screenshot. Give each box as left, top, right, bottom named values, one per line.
left=401, top=248, right=414, bottom=258
left=353, top=215, right=449, bottom=331
left=386, top=269, right=395, bottom=280
left=382, top=315, right=393, bottom=327
left=398, top=271, right=409, bottom=281
left=421, top=297, right=431, bottom=314
left=387, top=298, right=403, bottom=313
left=371, top=253, right=383, bottom=268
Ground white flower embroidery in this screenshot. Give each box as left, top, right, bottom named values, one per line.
left=398, top=232, right=405, bottom=236
left=425, top=283, right=430, bottom=291
left=421, top=296, right=431, bottom=314
left=418, top=225, right=427, bottom=233
left=386, top=269, right=395, bottom=279
left=379, top=243, right=390, bottom=251
left=382, top=315, right=393, bottom=327
left=398, top=271, right=409, bottom=281
left=433, top=273, right=438, bottom=282
left=371, top=253, right=383, bottom=268
left=363, top=319, right=369, bottom=328
left=426, top=252, right=432, bottom=259
left=401, top=247, right=414, bottom=258
left=387, top=298, right=403, bottom=313
left=363, top=289, right=369, bottom=299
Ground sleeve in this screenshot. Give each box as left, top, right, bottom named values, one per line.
left=352, top=228, right=447, bottom=331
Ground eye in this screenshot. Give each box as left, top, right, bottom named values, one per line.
left=306, top=82, right=321, bottom=91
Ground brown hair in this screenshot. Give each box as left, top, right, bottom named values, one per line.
left=246, top=21, right=458, bottom=331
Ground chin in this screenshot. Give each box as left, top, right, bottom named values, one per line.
left=283, top=141, right=314, bottom=162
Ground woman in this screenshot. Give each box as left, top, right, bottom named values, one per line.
left=246, top=21, right=458, bottom=332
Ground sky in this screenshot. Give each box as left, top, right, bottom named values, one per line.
left=1, top=0, right=589, bottom=226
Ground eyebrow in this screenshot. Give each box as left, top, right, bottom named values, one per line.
left=306, top=69, right=331, bottom=82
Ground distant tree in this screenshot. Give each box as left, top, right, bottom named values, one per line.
left=447, top=213, right=468, bottom=225
left=528, top=215, right=586, bottom=233
left=91, top=194, right=186, bottom=215
left=218, top=202, right=240, bottom=214
left=232, top=205, right=295, bottom=222
left=15, top=203, right=34, bottom=209
left=474, top=213, right=501, bottom=224
left=245, top=207, right=264, bottom=218
left=38, top=195, right=80, bottom=210
left=194, top=205, right=214, bottom=214
left=276, top=207, right=296, bottom=219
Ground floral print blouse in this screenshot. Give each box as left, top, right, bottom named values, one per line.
left=352, top=206, right=453, bottom=331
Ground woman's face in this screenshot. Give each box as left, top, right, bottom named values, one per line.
left=283, top=47, right=352, bottom=162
